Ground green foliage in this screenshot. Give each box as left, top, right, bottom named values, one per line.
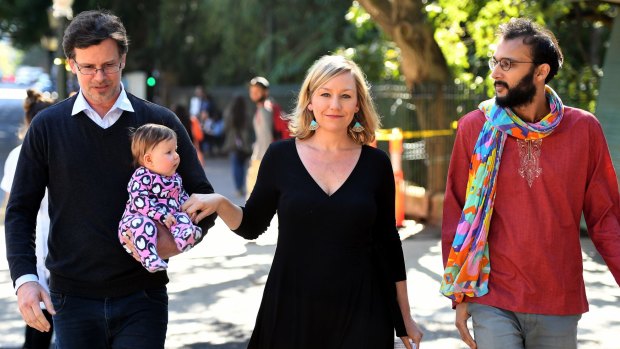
left=152, top=0, right=353, bottom=86
left=0, top=0, right=52, bottom=50
left=0, top=0, right=615, bottom=111
left=70, top=0, right=164, bottom=76
left=423, top=0, right=615, bottom=111
left=0, top=0, right=352, bottom=87
left=344, top=0, right=614, bottom=111
left=337, top=1, right=403, bottom=83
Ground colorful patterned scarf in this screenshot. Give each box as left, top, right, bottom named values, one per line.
left=440, top=85, right=564, bottom=303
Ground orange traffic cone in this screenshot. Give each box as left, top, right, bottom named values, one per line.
left=389, top=128, right=405, bottom=227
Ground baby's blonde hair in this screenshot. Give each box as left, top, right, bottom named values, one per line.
left=131, top=124, right=176, bottom=167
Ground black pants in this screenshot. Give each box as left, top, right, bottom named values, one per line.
left=23, top=309, right=53, bottom=349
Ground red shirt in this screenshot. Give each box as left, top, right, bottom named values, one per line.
left=442, top=106, right=620, bottom=315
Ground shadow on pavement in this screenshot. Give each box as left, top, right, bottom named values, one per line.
left=185, top=341, right=248, bottom=349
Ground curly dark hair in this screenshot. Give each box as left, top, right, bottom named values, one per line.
left=498, top=18, right=563, bottom=83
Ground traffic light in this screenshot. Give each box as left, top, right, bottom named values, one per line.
left=146, top=70, right=159, bottom=101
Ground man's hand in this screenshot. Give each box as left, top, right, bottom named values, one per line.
left=121, top=229, right=141, bottom=262
left=121, top=222, right=180, bottom=262
left=155, top=222, right=181, bottom=259
left=17, top=281, right=54, bottom=332
left=455, top=302, right=477, bottom=349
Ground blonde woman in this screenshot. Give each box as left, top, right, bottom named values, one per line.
left=183, top=55, right=423, bottom=349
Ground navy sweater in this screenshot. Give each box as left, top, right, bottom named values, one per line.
left=5, top=93, right=216, bottom=297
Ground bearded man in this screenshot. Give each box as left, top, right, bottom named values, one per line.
left=441, top=18, right=620, bottom=349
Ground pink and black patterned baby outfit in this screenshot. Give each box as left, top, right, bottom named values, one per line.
left=118, top=166, right=202, bottom=272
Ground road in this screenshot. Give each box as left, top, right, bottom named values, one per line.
left=0, top=116, right=618, bottom=348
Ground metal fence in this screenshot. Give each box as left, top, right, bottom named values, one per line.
left=372, top=83, right=486, bottom=191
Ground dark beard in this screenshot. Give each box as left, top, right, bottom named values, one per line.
left=495, top=68, right=537, bottom=109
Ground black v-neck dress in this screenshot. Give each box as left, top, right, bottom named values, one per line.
left=234, top=139, right=407, bottom=349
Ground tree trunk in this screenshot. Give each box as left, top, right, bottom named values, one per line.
left=357, top=0, right=450, bottom=88
left=357, top=0, right=452, bottom=195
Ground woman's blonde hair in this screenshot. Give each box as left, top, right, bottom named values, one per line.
left=131, top=123, right=176, bottom=167
left=288, top=55, right=380, bottom=144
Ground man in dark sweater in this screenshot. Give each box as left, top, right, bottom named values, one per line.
left=4, top=10, right=216, bottom=348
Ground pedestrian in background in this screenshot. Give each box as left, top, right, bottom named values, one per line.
left=4, top=10, right=216, bottom=348
left=188, top=86, right=208, bottom=164
left=172, top=104, right=193, bottom=142
left=222, top=95, right=252, bottom=197
left=1, top=89, right=54, bottom=349
left=441, top=18, right=620, bottom=349
left=189, top=86, right=205, bottom=120
left=174, top=103, right=206, bottom=166
left=182, top=55, right=424, bottom=349
left=202, top=103, right=225, bottom=157
left=246, top=76, right=274, bottom=197
left=170, top=104, right=194, bottom=141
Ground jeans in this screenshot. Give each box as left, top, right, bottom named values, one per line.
left=468, top=303, right=581, bottom=349
left=50, top=287, right=168, bottom=349
left=231, top=151, right=248, bottom=193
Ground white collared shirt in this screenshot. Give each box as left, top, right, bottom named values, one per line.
left=71, top=82, right=134, bottom=128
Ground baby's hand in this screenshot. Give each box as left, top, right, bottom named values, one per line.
left=163, top=214, right=176, bottom=229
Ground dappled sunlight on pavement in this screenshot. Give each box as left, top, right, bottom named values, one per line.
left=402, top=235, right=465, bottom=348
left=577, top=239, right=620, bottom=348
left=164, top=216, right=278, bottom=348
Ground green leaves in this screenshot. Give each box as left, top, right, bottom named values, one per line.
left=422, top=0, right=612, bottom=110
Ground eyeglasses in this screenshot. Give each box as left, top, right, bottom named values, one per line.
left=489, top=57, right=538, bottom=72
left=73, top=60, right=123, bottom=75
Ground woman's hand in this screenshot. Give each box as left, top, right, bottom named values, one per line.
left=182, top=193, right=223, bottom=223
left=400, top=315, right=423, bottom=349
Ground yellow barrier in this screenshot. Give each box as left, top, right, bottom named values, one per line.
left=375, top=128, right=454, bottom=141
left=373, top=127, right=456, bottom=226
left=370, top=128, right=406, bottom=227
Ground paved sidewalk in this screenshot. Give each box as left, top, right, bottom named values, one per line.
left=1, top=156, right=619, bottom=348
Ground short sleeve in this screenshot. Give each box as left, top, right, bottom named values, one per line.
left=1, top=146, right=21, bottom=193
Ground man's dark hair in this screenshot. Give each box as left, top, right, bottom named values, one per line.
left=498, top=18, right=563, bottom=83
left=63, top=10, right=129, bottom=60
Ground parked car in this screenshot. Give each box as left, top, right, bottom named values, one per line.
left=14, top=66, right=44, bottom=86
left=33, top=73, right=55, bottom=92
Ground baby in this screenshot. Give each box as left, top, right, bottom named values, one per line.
left=119, top=123, right=202, bottom=272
